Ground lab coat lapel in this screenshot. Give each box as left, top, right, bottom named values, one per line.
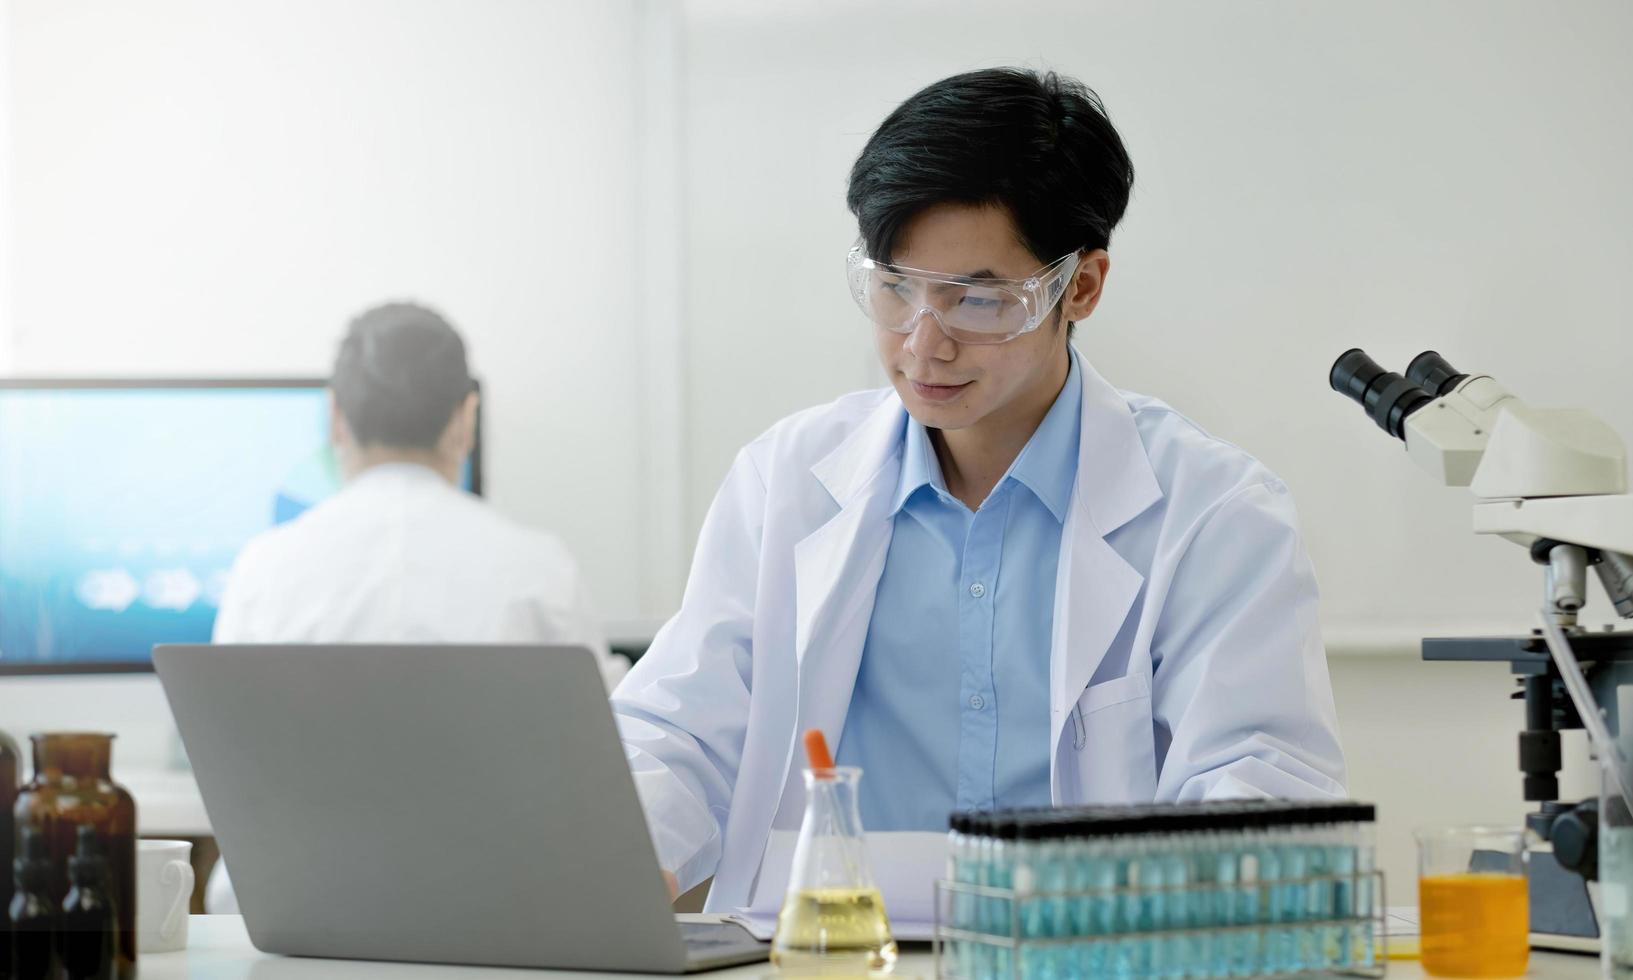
left=790, top=397, right=906, bottom=772
left=1049, top=350, right=1164, bottom=770
left=729, top=400, right=905, bottom=908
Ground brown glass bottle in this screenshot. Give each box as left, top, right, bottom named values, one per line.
left=8, top=828, right=55, bottom=980
left=13, top=734, right=135, bottom=980
left=1, top=728, right=21, bottom=978
left=59, top=826, right=115, bottom=980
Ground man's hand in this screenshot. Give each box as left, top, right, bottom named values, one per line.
left=663, top=870, right=679, bottom=902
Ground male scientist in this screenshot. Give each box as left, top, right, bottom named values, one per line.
left=215, top=301, right=616, bottom=675
left=612, top=68, right=1345, bottom=909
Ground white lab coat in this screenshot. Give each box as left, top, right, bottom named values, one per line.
left=207, top=461, right=624, bottom=911
left=612, top=349, right=1345, bottom=911
left=214, top=462, right=620, bottom=681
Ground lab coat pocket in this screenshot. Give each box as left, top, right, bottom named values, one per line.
left=1078, top=671, right=1150, bottom=714
left=1071, top=672, right=1157, bottom=801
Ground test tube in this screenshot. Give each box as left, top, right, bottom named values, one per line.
left=966, top=810, right=992, bottom=980
left=1353, top=804, right=1378, bottom=968
left=1182, top=802, right=1217, bottom=977
left=1040, top=813, right=1074, bottom=980
left=1014, top=816, right=1045, bottom=980
left=1210, top=804, right=1249, bottom=980
left=1164, top=805, right=1208, bottom=980
left=993, top=816, right=1019, bottom=980
left=1319, top=802, right=1367, bottom=969
left=1135, top=811, right=1178, bottom=980
left=948, top=812, right=972, bottom=977
left=1291, top=807, right=1321, bottom=973
left=1267, top=806, right=1298, bottom=972
left=1081, top=811, right=1123, bottom=980
left=1184, top=805, right=1215, bottom=979
left=1112, top=814, right=1142, bottom=980
left=1236, top=806, right=1271, bottom=977
left=1062, top=816, right=1093, bottom=978
left=1308, top=807, right=1336, bottom=969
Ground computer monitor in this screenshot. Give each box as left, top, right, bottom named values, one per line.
left=0, top=379, right=483, bottom=675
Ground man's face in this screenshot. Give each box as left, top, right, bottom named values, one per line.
left=873, top=203, right=1082, bottom=434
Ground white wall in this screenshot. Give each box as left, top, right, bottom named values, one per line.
left=3, top=0, right=653, bottom=624
left=0, top=0, right=12, bottom=374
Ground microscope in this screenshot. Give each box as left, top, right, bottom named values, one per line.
left=1330, top=349, right=1633, bottom=952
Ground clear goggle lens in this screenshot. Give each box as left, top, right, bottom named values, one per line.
left=846, top=247, right=1080, bottom=345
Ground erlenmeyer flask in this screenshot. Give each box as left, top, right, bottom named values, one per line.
left=770, top=730, right=897, bottom=975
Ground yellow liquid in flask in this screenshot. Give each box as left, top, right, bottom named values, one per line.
left=770, top=887, right=898, bottom=974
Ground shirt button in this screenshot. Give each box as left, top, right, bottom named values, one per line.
left=969, top=582, right=986, bottom=598
left=968, top=694, right=986, bottom=710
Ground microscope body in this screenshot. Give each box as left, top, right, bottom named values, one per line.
left=1402, top=371, right=1633, bottom=550
left=1331, top=350, right=1633, bottom=950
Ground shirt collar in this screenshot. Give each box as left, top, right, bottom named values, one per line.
left=1006, top=356, right=1082, bottom=522
left=351, top=461, right=449, bottom=486
left=889, top=356, right=1083, bottom=522
left=891, top=416, right=948, bottom=514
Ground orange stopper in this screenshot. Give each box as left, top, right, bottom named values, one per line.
left=803, top=729, right=835, bottom=772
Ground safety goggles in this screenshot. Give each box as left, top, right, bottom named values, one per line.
left=846, top=246, right=1080, bottom=345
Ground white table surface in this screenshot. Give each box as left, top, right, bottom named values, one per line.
left=139, top=915, right=1601, bottom=980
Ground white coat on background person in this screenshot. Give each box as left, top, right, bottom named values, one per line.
left=211, top=461, right=617, bottom=679
left=206, top=302, right=623, bottom=913
left=613, top=348, right=1345, bottom=910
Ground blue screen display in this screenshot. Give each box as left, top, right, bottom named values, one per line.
left=0, top=385, right=475, bottom=669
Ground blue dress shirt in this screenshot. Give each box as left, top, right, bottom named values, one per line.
left=835, top=359, right=1083, bottom=831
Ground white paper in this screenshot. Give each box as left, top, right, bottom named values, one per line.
left=726, top=830, right=948, bottom=941
left=1383, top=906, right=1420, bottom=937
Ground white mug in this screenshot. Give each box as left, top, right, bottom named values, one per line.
left=137, top=840, right=195, bottom=954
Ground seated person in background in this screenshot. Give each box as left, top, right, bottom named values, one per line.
left=215, top=300, right=618, bottom=673
left=208, top=301, right=624, bottom=909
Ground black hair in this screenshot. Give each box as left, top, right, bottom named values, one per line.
left=846, top=67, right=1134, bottom=323
left=331, top=302, right=474, bottom=450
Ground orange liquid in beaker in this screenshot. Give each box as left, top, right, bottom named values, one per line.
left=1419, top=873, right=1529, bottom=978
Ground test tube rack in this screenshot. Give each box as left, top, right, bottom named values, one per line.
left=932, top=870, right=1388, bottom=980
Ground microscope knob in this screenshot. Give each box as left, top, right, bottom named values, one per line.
left=1551, top=802, right=1599, bottom=880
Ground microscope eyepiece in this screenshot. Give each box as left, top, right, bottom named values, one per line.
left=1329, top=348, right=1435, bottom=440
left=1405, top=351, right=1468, bottom=397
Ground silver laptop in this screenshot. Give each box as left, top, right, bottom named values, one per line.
left=154, top=643, right=767, bottom=974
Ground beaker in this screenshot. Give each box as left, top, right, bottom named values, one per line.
left=770, top=766, right=897, bottom=975
left=1415, top=825, right=1528, bottom=979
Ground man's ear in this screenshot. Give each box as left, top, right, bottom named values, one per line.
left=329, top=393, right=353, bottom=452
left=445, top=390, right=479, bottom=458
left=1061, top=249, right=1110, bottom=323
